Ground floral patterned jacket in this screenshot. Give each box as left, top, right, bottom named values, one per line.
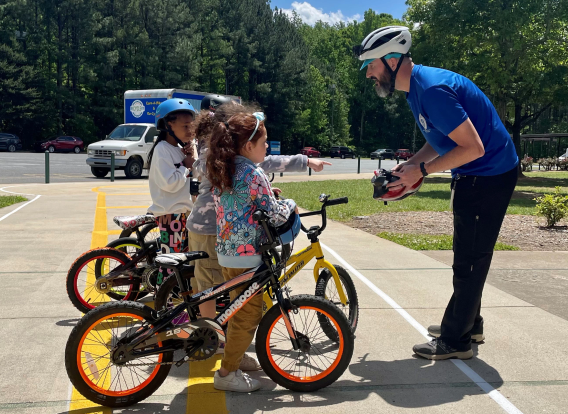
left=213, top=156, right=296, bottom=268
left=187, top=145, right=307, bottom=236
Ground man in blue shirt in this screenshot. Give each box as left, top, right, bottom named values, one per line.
left=355, top=27, right=519, bottom=360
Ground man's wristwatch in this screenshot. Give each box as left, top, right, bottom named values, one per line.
left=420, top=162, right=429, bottom=177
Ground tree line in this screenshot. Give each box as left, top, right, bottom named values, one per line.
left=1, top=0, right=567, bottom=157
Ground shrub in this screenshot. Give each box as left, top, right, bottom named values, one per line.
left=534, top=186, right=568, bottom=227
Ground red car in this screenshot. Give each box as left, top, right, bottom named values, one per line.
left=36, top=136, right=85, bottom=153
left=300, top=147, right=321, bottom=157
left=395, top=148, right=414, bottom=160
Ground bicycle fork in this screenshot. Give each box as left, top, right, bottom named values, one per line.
left=311, top=242, right=348, bottom=305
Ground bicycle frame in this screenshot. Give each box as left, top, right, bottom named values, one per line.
left=262, top=240, right=348, bottom=312
left=115, top=261, right=300, bottom=362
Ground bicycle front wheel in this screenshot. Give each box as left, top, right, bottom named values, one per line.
left=105, top=237, right=149, bottom=300
left=65, top=301, right=173, bottom=407
left=315, top=265, right=359, bottom=337
left=66, top=248, right=139, bottom=313
left=256, top=295, right=354, bottom=392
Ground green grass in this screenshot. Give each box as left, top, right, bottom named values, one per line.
left=0, top=195, right=27, bottom=209
left=277, top=171, right=568, bottom=221
left=378, top=232, right=519, bottom=251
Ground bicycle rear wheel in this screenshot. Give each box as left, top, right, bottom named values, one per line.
left=65, top=301, right=173, bottom=407
left=255, top=295, right=354, bottom=392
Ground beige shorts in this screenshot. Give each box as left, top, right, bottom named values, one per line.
left=187, top=231, right=224, bottom=291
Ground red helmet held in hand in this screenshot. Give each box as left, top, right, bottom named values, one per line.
left=371, top=169, right=423, bottom=203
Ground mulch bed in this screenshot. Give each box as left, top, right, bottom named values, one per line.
left=346, top=211, right=568, bottom=251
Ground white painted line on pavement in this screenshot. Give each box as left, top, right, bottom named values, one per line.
left=321, top=242, right=524, bottom=414
left=0, top=185, right=41, bottom=196
left=0, top=192, right=41, bottom=223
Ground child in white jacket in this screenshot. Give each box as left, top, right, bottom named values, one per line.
left=148, top=99, right=198, bottom=287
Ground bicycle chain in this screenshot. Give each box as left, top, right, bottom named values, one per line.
left=122, top=361, right=177, bottom=367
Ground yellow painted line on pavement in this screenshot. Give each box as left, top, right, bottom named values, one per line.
left=186, top=356, right=227, bottom=414
left=72, top=187, right=226, bottom=413
left=91, top=192, right=109, bottom=248
left=69, top=188, right=112, bottom=413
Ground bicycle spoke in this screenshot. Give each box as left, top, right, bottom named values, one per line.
left=78, top=313, right=163, bottom=396
left=267, top=305, right=343, bottom=382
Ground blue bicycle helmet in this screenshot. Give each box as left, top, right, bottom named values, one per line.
left=276, top=212, right=302, bottom=245
left=155, top=99, right=197, bottom=130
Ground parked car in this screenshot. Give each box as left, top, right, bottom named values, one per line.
left=35, top=136, right=85, bottom=153
left=395, top=148, right=414, bottom=160
left=370, top=149, right=395, bottom=160
left=0, top=133, right=23, bottom=152
left=300, top=147, right=321, bottom=157
left=329, top=146, right=356, bottom=159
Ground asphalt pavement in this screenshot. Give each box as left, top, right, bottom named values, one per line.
left=1, top=181, right=568, bottom=414
left=0, top=152, right=399, bottom=184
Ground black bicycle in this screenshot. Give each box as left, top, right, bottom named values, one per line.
left=65, top=209, right=355, bottom=407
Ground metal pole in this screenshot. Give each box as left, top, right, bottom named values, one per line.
left=44, top=151, right=50, bottom=184
left=280, top=172, right=283, bottom=177
left=397, top=156, right=400, bottom=165
left=357, top=156, right=360, bottom=174
left=309, top=167, right=312, bottom=176
left=378, top=158, right=381, bottom=170
left=111, top=152, right=115, bottom=182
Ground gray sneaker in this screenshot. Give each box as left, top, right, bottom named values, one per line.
left=413, top=339, right=473, bottom=360
left=214, top=369, right=261, bottom=392
left=427, top=325, right=485, bottom=343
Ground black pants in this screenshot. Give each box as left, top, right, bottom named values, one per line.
left=439, top=165, right=518, bottom=350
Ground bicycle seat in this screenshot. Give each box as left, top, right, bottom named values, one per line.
left=155, top=251, right=209, bottom=266
left=113, top=214, right=155, bottom=230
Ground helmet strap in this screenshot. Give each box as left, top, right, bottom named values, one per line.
left=165, top=125, right=186, bottom=149
left=380, top=54, right=406, bottom=96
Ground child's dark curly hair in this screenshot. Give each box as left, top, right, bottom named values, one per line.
left=206, top=112, right=266, bottom=192
left=193, top=102, right=261, bottom=146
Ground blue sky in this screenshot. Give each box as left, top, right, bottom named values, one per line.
left=270, top=0, right=408, bottom=24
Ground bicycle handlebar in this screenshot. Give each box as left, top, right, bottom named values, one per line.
left=298, top=194, right=349, bottom=235
left=256, top=193, right=349, bottom=238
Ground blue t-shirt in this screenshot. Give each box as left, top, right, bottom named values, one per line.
left=406, top=65, right=518, bottom=176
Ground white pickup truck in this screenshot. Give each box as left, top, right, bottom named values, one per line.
left=86, top=88, right=239, bottom=179
left=86, top=123, right=158, bottom=178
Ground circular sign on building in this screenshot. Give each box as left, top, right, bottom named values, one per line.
left=130, top=100, right=145, bottom=118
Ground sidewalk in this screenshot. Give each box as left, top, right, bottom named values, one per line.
left=0, top=181, right=567, bottom=414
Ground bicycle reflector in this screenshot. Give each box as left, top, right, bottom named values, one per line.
left=371, top=169, right=423, bottom=205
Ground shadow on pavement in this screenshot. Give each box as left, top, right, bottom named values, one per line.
left=55, top=318, right=80, bottom=327
left=61, top=345, right=503, bottom=414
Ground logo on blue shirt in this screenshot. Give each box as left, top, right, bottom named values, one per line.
left=419, top=114, right=429, bottom=132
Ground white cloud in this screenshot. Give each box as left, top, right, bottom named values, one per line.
left=281, top=2, right=361, bottom=26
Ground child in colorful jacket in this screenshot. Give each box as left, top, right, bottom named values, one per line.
left=187, top=103, right=327, bottom=315
left=206, top=112, right=296, bottom=393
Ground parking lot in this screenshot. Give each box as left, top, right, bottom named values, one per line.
left=0, top=152, right=399, bottom=184
left=1, top=180, right=568, bottom=414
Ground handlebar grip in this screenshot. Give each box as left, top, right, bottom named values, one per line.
left=325, top=197, right=348, bottom=206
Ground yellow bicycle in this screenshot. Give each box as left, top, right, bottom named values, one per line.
left=263, top=193, right=359, bottom=334
left=154, top=194, right=359, bottom=335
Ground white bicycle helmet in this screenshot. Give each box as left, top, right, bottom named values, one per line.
left=353, top=26, right=412, bottom=95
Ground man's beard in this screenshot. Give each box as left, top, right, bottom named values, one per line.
left=372, top=72, right=392, bottom=98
